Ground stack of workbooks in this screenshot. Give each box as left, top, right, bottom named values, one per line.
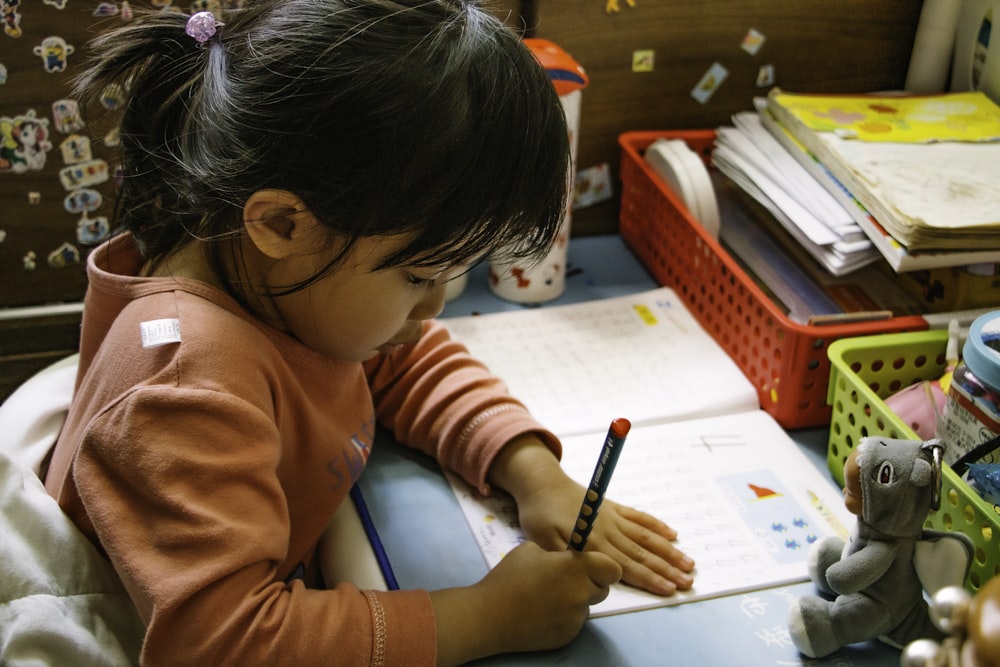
left=755, top=89, right=1000, bottom=272
left=712, top=111, right=879, bottom=276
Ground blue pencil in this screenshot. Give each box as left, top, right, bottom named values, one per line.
left=568, top=417, right=631, bottom=551
left=350, top=484, right=399, bottom=590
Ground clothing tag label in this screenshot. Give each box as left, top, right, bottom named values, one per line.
left=140, top=318, right=181, bottom=348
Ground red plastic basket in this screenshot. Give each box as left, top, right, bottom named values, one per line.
left=618, top=130, right=929, bottom=428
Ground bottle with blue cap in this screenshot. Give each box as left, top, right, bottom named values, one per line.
left=937, top=310, right=1000, bottom=465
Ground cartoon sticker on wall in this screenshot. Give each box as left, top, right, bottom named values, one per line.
left=756, top=64, right=776, bottom=88
left=59, top=159, right=110, bottom=190
left=93, top=2, right=119, bottom=16
left=47, top=242, right=81, bottom=269
left=0, top=109, right=53, bottom=173
left=34, top=36, right=75, bottom=73
left=52, top=99, right=85, bottom=133
left=3, top=0, right=22, bottom=38
left=0, top=63, right=7, bottom=84
left=691, top=62, right=729, bottom=105
left=65, top=188, right=111, bottom=246
left=77, top=215, right=110, bottom=246
left=60, top=134, right=93, bottom=164
left=741, top=28, right=766, bottom=56
left=64, top=188, right=103, bottom=215
left=605, top=0, right=635, bottom=12
left=99, top=83, right=125, bottom=110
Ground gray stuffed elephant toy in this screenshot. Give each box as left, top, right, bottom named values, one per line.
left=788, top=437, right=974, bottom=658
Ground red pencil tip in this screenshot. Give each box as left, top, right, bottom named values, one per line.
left=610, top=418, right=631, bottom=438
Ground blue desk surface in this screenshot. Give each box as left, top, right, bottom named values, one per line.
left=357, top=236, right=899, bottom=666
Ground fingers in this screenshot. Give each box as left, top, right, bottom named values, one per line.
left=616, top=503, right=678, bottom=541
left=594, top=501, right=696, bottom=596
left=580, top=551, right=621, bottom=605
left=611, top=538, right=695, bottom=596
left=583, top=551, right=623, bottom=587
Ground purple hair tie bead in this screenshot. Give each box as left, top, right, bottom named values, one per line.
left=186, top=11, right=223, bottom=44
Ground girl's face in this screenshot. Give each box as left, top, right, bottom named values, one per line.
left=268, top=234, right=465, bottom=362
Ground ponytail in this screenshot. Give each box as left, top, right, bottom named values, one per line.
left=76, top=11, right=223, bottom=258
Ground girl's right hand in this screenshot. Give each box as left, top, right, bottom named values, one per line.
left=430, top=541, right=622, bottom=667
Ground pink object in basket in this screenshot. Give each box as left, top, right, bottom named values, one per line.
left=884, top=381, right=947, bottom=441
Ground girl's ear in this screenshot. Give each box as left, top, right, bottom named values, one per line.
left=243, top=189, right=328, bottom=259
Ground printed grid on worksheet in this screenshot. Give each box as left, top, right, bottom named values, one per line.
left=447, top=410, right=852, bottom=617
left=441, top=288, right=757, bottom=437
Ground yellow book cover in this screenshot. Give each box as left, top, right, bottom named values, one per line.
left=767, top=89, right=1000, bottom=143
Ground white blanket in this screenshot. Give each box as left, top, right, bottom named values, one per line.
left=0, top=355, right=144, bottom=666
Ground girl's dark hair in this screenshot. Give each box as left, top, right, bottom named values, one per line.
left=77, top=0, right=569, bottom=293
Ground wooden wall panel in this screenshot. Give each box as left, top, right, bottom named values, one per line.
left=0, top=3, right=119, bottom=309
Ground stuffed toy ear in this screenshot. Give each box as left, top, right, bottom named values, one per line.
left=910, top=458, right=932, bottom=487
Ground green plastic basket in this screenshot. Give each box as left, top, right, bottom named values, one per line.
left=827, top=330, right=1000, bottom=592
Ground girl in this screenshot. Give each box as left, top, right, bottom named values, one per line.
left=45, top=1, right=695, bottom=664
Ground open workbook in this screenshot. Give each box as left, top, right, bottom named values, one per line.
left=440, top=287, right=853, bottom=618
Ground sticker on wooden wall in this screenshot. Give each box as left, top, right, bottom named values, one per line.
left=28, top=191, right=40, bottom=204
left=64, top=188, right=104, bottom=215
left=0, top=63, right=7, bottom=85
left=690, top=62, right=729, bottom=105
left=741, top=28, right=766, bottom=56
left=605, top=0, right=635, bottom=12
left=77, top=215, right=110, bottom=246
left=3, top=0, right=23, bottom=37
left=43, top=0, right=68, bottom=9
left=631, top=50, right=654, bottom=73
left=33, top=36, right=75, bottom=73
left=47, top=242, right=81, bottom=269
left=0, top=109, right=53, bottom=173
left=60, top=134, right=93, bottom=164
left=756, top=64, right=776, bottom=88
left=99, top=83, right=125, bottom=110
left=104, top=126, right=120, bottom=147
left=190, top=0, right=222, bottom=14
left=59, top=159, right=110, bottom=190
left=93, top=2, right=119, bottom=16
left=52, top=99, right=85, bottom=134
left=23, top=251, right=36, bottom=271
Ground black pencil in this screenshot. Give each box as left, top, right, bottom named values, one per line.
left=568, top=417, right=631, bottom=551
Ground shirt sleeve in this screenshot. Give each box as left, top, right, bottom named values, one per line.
left=364, top=320, right=561, bottom=494
left=73, top=386, right=437, bottom=666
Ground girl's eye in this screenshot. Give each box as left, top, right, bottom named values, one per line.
left=407, top=274, right=435, bottom=287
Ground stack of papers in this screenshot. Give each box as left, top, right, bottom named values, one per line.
left=713, top=111, right=879, bottom=276
left=762, top=89, right=1000, bottom=266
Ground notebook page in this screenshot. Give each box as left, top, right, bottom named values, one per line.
left=441, top=287, right=758, bottom=438
left=447, top=409, right=853, bottom=617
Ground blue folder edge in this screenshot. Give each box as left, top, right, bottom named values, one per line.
left=349, top=484, right=400, bottom=590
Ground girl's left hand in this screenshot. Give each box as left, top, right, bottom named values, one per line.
left=488, top=434, right=695, bottom=596
left=515, top=472, right=695, bottom=596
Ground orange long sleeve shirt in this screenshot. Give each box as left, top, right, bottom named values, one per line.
left=46, top=234, right=559, bottom=666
